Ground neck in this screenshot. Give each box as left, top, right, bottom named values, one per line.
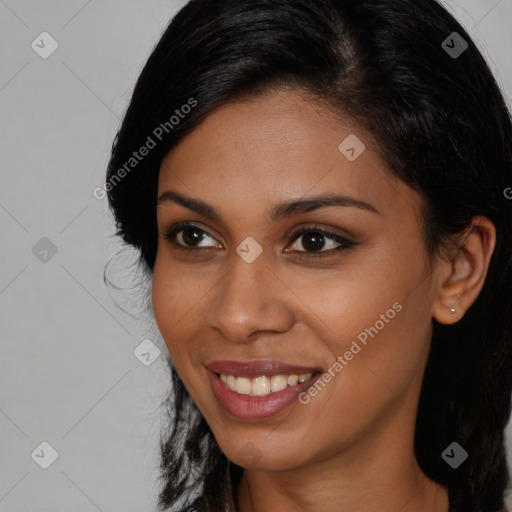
left=235, top=402, right=449, bottom=512
left=237, top=455, right=449, bottom=512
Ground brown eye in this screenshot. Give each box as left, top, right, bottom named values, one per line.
left=287, top=226, right=357, bottom=257
left=179, top=226, right=207, bottom=246
left=164, top=223, right=219, bottom=249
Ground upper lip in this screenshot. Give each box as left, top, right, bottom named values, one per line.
left=206, top=360, right=321, bottom=378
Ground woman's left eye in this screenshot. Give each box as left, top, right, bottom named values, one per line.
left=286, top=227, right=357, bottom=257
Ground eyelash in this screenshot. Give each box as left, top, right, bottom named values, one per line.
left=163, top=222, right=357, bottom=258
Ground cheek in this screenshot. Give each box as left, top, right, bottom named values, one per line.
left=292, top=311, right=425, bottom=456
left=151, top=255, right=215, bottom=377
left=290, top=251, right=404, bottom=339
left=295, top=247, right=430, bottom=411
left=151, top=256, right=193, bottom=357
left=152, top=253, right=202, bottom=326
left=151, top=258, right=174, bottom=335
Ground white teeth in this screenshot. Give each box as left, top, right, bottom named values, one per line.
left=220, top=372, right=314, bottom=396
left=235, top=377, right=252, bottom=394
left=227, top=375, right=236, bottom=390
left=287, top=375, right=298, bottom=386
left=252, top=376, right=270, bottom=396
left=270, top=375, right=288, bottom=392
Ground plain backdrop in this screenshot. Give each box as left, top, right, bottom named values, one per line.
left=1, top=1, right=511, bottom=511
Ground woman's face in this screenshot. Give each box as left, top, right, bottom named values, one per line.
left=152, top=88, right=440, bottom=472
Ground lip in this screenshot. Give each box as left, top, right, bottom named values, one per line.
left=206, top=360, right=322, bottom=420
left=206, top=359, right=320, bottom=378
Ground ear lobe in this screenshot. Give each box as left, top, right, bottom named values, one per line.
left=432, top=216, right=496, bottom=325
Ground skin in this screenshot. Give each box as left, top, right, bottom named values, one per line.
left=152, top=87, right=496, bottom=512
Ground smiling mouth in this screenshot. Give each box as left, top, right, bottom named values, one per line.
left=217, top=372, right=321, bottom=396
left=207, top=361, right=323, bottom=419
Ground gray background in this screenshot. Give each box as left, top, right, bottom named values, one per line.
left=1, top=1, right=511, bottom=511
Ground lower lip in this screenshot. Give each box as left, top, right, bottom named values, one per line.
left=208, top=370, right=320, bottom=420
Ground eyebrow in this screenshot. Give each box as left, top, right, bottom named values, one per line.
left=157, top=189, right=380, bottom=222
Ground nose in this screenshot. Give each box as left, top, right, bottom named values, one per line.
left=207, top=251, right=295, bottom=343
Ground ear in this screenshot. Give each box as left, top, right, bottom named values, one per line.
left=432, top=216, right=496, bottom=325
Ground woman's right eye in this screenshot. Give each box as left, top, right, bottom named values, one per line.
left=164, top=222, right=220, bottom=251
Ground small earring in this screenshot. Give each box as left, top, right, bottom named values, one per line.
left=450, top=308, right=456, bottom=314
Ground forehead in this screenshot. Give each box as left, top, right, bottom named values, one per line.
left=158, top=88, right=422, bottom=225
